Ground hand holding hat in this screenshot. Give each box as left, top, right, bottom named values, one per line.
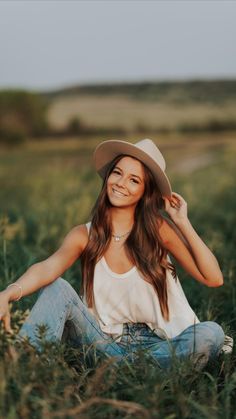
left=163, top=192, right=188, bottom=224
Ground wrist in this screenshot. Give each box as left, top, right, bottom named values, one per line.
left=172, top=216, right=190, bottom=228
left=2, top=288, right=14, bottom=302
left=3, top=283, right=22, bottom=302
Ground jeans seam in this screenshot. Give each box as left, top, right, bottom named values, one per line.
left=71, top=300, right=123, bottom=355
left=54, top=304, right=70, bottom=341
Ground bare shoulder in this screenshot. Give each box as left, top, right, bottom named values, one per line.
left=158, top=214, right=190, bottom=249
left=157, top=215, right=173, bottom=242
left=158, top=215, right=181, bottom=243
left=62, top=224, right=89, bottom=253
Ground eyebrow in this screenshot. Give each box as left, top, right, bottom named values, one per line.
left=114, top=165, right=143, bottom=182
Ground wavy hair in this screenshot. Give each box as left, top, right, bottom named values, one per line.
left=80, top=154, right=177, bottom=321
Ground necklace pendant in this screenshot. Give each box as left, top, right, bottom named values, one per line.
left=114, top=235, right=120, bottom=242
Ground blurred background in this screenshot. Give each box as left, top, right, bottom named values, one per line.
left=0, top=0, right=235, bottom=319
left=0, top=2, right=236, bottom=416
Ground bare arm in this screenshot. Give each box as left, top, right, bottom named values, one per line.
left=0, top=224, right=88, bottom=330
left=159, top=218, right=223, bottom=287
left=159, top=214, right=194, bottom=254
left=4, top=224, right=88, bottom=300
left=161, top=192, right=223, bottom=287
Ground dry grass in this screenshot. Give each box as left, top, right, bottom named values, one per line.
left=47, top=94, right=236, bottom=132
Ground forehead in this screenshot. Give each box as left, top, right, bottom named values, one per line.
left=115, top=156, right=144, bottom=177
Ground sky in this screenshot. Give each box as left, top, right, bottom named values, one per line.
left=0, top=0, right=236, bottom=91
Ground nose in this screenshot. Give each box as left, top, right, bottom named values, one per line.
left=115, top=176, right=126, bottom=189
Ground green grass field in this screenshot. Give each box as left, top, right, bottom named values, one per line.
left=0, top=134, right=235, bottom=418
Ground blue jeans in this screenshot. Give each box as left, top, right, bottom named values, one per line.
left=18, top=278, right=225, bottom=370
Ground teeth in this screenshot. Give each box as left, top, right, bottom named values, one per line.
left=112, top=188, right=126, bottom=197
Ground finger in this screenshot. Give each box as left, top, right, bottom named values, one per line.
left=169, top=197, right=180, bottom=207
left=0, top=313, right=6, bottom=325
left=164, top=198, right=178, bottom=210
left=172, top=197, right=186, bottom=208
left=3, top=313, right=13, bottom=334
left=171, top=192, right=185, bottom=202
left=171, top=192, right=182, bottom=197
left=171, top=196, right=181, bottom=204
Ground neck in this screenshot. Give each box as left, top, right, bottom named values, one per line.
left=109, top=206, right=135, bottom=233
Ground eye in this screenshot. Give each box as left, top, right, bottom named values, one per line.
left=130, top=178, right=139, bottom=184
left=112, top=169, right=121, bottom=175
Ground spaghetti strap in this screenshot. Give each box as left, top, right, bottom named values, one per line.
left=85, top=221, right=91, bottom=233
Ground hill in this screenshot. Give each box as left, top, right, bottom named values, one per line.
left=43, top=79, right=236, bottom=134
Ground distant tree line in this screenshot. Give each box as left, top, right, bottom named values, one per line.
left=44, top=79, right=236, bottom=105
left=0, top=90, right=49, bottom=145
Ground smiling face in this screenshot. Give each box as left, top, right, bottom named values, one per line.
left=106, top=156, right=145, bottom=209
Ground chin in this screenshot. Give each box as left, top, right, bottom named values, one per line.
left=109, top=197, right=137, bottom=210
left=108, top=197, right=126, bottom=207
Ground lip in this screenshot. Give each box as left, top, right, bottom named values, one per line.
left=111, top=188, right=128, bottom=197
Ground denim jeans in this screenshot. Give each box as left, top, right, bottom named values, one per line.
left=18, top=278, right=225, bottom=370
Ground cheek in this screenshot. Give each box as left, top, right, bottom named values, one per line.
left=138, top=183, right=145, bottom=198
left=107, top=174, right=116, bottom=185
left=138, top=189, right=145, bottom=199
left=106, top=176, right=113, bottom=188
left=131, top=184, right=145, bottom=198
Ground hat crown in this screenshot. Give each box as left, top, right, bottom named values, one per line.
left=134, top=139, right=166, bottom=171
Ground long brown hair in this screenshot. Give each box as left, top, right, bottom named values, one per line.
left=81, top=155, right=177, bottom=321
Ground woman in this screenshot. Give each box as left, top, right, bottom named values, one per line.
left=0, top=138, right=231, bottom=369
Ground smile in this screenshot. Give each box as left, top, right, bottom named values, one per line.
left=112, top=188, right=127, bottom=197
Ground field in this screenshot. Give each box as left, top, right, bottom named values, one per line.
left=46, top=80, right=236, bottom=133
left=48, top=94, right=236, bottom=133
left=0, top=133, right=236, bottom=418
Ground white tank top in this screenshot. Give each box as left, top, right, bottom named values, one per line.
left=83, top=221, right=200, bottom=342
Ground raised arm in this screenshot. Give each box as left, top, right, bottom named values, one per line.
left=0, top=224, right=88, bottom=331
left=160, top=192, right=224, bottom=287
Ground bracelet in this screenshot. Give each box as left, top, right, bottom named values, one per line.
left=6, top=283, right=22, bottom=301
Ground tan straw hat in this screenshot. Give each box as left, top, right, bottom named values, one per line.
left=93, top=138, right=172, bottom=198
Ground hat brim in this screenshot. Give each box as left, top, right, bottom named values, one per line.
left=93, top=140, right=172, bottom=198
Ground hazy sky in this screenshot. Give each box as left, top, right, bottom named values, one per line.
left=0, top=0, right=236, bottom=90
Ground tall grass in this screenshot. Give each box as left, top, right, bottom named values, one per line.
left=0, top=136, right=235, bottom=418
